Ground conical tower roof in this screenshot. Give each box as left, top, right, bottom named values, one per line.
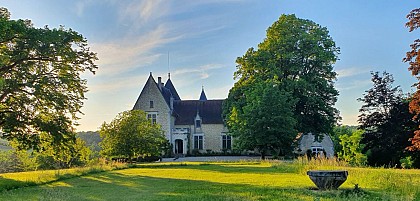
left=199, top=86, right=207, bottom=101
left=164, top=73, right=181, bottom=100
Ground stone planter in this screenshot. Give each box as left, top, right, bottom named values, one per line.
left=307, top=170, right=348, bottom=190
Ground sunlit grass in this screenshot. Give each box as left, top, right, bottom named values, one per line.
left=0, top=159, right=419, bottom=200
left=0, top=162, right=129, bottom=191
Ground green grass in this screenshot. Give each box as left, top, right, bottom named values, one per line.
left=0, top=160, right=419, bottom=200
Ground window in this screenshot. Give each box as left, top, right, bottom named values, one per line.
left=194, top=135, right=203, bottom=150
left=195, top=119, right=201, bottom=128
left=222, top=135, right=232, bottom=150
left=147, top=113, right=157, bottom=124
left=149, top=101, right=154, bottom=108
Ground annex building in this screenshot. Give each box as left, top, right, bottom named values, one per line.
left=133, top=73, right=231, bottom=155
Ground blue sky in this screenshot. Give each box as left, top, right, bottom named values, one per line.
left=1, top=1, right=419, bottom=131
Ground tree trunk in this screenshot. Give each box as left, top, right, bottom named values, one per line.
left=260, top=149, right=266, bottom=160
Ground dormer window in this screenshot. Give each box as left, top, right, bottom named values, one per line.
left=150, top=101, right=154, bottom=108
left=195, top=119, right=201, bottom=128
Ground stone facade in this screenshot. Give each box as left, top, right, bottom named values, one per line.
left=133, top=75, right=172, bottom=140
left=294, top=133, right=335, bottom=158
left=133, top=73, right=230, bottom=155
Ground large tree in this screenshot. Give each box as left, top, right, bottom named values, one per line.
left=226, top=79, right=297, bottom=159
left=404, top=8, right=420, bottom=150
left=0, top=8, right=97, bottom=149
left=358, top=72, right=418, bottom=167
left=224, top=14, right=339, bottom=158
left=99, top=110, right=167, bottom=161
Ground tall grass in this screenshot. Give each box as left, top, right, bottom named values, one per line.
left=0, top=160, right=129, bottom=192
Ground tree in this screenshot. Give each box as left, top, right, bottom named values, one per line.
left=0, top=8, right=97, bottom=150
left=226, top=80, right=297, bottom=159
left=358, top=72, right=418, bottom=167
left=99, top=110, right=167, bottom=161
left=338, top=129, right=367, bottom=166
left=331, top=125, right=357, bottom=157
left=224, top=14, right=339, bottom=158
left=404, top=8, right=420, bottom=151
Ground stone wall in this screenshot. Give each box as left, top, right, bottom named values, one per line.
left=133, top=78, right=172, bottom=141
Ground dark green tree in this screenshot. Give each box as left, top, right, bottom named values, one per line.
left=99, top=110, right=167, bottom=161
left=0, top=8, right=97, bottom=150
left=224, top=14, right=339, bottom=158
left=358, top=72, right=418, bottom=167
left=226, top=80, right=297, bottom=159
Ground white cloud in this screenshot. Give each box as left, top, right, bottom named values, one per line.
left=91, top=25, right=183, bottom=76
left=336, top=67, right=371, bottom=78
left=88, top=74, right=148, bottom=93
left=336, top=79, right=371, bottom=91
left=170, top=63, right=225, bottom=86
left=119, top=1, right=168, bottom=31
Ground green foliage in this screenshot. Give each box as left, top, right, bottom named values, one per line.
left=77, top=131, right=101, bottom=157
left=358, top=72, right=420, bottom=167
left=99, top=110, right=167, bottom=160
left=28, top=132, right=92, bottom=169
left=226, top=80, right=297, bottom=159
left=331, top=125, right=357, bottom=156
left=224, top=14, right=339, bottom=158
left=0, top=132, right=93, bottom=173
left=0, top=8, right=97, bottom=150
left=400, top=156, right=413, bottom=169
left=338, top=129, right=367, bottom=166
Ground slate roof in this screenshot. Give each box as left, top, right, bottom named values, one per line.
left=199, top=88, right=207, bottom=101
left=173, top=100, right=224, bottom=125
left=164, top=78, right=181, bottom=100
left=160, top=86, right=173, bottom=106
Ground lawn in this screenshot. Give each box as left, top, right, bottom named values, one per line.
left=0, top=160, right=419, bottom=201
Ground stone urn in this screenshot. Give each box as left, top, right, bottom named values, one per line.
left=307, top=170, right=348, bottom=190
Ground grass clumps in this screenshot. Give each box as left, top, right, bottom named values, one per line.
left=0, top=159, right=419, bottom=200
left=0, top=161, right=129, bottom=192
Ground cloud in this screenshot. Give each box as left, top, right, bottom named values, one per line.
left=336, top=67, right=371, bottom=78
left=91, top=25, right=183, bottom=76
left=171, top=63, right=224, bottom=83
left=118, top=1, right=169, bottom=31
left=88, top=74, right=148, bottom=93
left=336, top=79, right=371, bottom=91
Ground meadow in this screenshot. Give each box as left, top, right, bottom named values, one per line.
left=0, top=159, right=419, bottom=201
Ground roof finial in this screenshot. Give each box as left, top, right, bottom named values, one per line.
left=168, top=72, right=171, bottom=79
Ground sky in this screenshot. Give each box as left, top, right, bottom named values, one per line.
left=1, top=1, right=419, bottom=131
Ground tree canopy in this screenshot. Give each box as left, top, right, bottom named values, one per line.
left=358, top=72, right=418, bottom=167
left=0, top=8, right=97, bottom=150
left=224, top=14, right=339, bottom=158
left=404, top=8, right=420, bottom=150
left=99, top=110, right=167, bottom=161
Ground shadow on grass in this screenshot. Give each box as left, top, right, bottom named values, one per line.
left=0, top=171, right=383, bottom=201
left=136, top=163, right=301, bottom=175
left=0, top=176, right=37, bottom=192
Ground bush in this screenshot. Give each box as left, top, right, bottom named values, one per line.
left=400, top=156, right=413, bottom=169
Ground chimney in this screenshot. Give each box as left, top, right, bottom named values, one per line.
left=158, top=77, right=162, bottom=91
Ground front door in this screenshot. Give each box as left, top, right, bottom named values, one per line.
left=175, top=139, right=183, bottom=154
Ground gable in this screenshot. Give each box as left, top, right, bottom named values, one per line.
left=133, top=74, right=169, bottom=111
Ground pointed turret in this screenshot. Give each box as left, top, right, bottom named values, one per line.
left=199, top=86, right=207, bottom=101
left=164, top=73, right=181, bottom=100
